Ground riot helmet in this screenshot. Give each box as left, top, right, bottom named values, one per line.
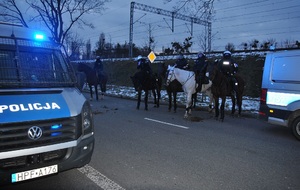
left=136, top=55, right=143, bottom=61
left=177, top=54, right=184, bottom=60
left=197, top=52, right=206, bottom=59
left=223, top=51, right=231, bottom=59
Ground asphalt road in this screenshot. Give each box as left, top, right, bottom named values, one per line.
left=4, top=94, right=300, bottom=190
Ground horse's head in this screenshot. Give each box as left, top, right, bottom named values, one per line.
left=166, top=65, right=176, bottom=86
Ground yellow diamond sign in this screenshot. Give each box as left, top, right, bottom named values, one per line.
left=147, top=51, right=156, bottom=63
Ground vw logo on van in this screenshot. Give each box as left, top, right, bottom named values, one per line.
left=28, top=126, right=43, bottom=140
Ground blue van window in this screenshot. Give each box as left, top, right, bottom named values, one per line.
left=272, top=56, right=300, bottom=82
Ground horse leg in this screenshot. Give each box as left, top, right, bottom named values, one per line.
left=168, top=90, right=172, bottom=112
left=237, top=93, right=243, bottom=117
left=173, top=91, right=177, bottom=113
left=192, top=93, right=197, bottom=108
left=137, top=91, right=141, bottom=110
left=95, top=85, right=99, bottom=101
left=100, top=83, right=104, bottom=99
left=157, top=87, right=161, bottom=108
left=184, top=93, right=193, bottom=118
left=206, top=90, right=214, bottom=113
left=89, top=85, right=93, bottom=101
left=231, top=94, right=236, bottom=116
left=144, top=90, right=148, bottom=110
left=220, top=97, right=226, bottom=122
left=152, top=89, right=158, bottom=108
left=214, top=96, right=219, bottom=120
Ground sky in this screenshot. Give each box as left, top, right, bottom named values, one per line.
left=77, top=0, right=300, bottom=52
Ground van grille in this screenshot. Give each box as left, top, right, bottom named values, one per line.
left=0, top=117, right=81, bottom=152
left=0, top=149, right=68, bottom=169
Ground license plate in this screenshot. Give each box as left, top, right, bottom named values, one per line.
left=11, top=165, right=58, bottom=183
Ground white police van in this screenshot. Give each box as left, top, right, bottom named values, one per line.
left=0, top=22, right=94, bottom=184
left=259, top=49, right=300, bottom=140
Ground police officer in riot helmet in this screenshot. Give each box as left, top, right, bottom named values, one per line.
left=175, top=54, right=189, bottom=70
left=94, top=56, right=104, bottom=79
left=136, top=55, right=152, bottom=75
left=218, top=50, right=238, bottom=94
left=193, top=51, right=209, bottom=92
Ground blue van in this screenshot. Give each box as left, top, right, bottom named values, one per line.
left=0, top=22, right=94, bottom=184
left=259, top=49, right=300, bottom=140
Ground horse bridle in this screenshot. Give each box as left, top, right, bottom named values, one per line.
left=166, top=68, right=195, bottom=86
left=166, top=69, right=175, bottom=85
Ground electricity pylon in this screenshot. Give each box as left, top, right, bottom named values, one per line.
left=129, top=1, right=212, bottom=58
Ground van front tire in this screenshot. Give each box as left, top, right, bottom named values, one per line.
left=291, top=117, right=300, bottom=141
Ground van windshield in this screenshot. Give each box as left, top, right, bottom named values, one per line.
left=0, top=38, right=76, bottom=88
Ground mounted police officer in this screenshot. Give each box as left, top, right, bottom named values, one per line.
left=136, top=55, right=152, bottom=75
left=94, top=56, right=104, bottom=79
left=193, top=51, right=209, bottom=92
left=218, top=50, right=238, bottom=94
left=175, top=54, right=189, bottom=70
left=135, top=55, right=155, bottom=88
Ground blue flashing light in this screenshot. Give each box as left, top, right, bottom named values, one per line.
left=34, top=33, right=45, bottom=40
left=51, top=132, right=62, bottom=137
left=51, top=124, right=62, bottom=130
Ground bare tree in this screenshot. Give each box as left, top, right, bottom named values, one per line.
left=0, top=0, right=110, bottom=46
left=27, top=0, right=110, bottom=45
left=249, top=39, right=259, bottom=50
left=0, top=0, right=29, bottom=27
left=225, top=42, right=235, bottom=52
left=282, top=39, right=297, bottom=48
left=164, top=0, right=215, bottom=19
left=171, top=36, right=193, bottom=54
left=165, top=0, right=215, bottom=52
left=65, top=32, right=85, bottom=60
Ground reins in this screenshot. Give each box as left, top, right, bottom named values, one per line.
left=168, top=68, right=195, bottom=86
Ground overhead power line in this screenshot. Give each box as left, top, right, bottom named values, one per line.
left=129, top=1, right=212, bottom=57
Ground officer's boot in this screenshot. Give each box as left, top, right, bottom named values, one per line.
left=196, top=77, right=202, bottom=92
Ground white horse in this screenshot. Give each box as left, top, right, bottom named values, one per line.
left=166, top=65, right=197, bottom=118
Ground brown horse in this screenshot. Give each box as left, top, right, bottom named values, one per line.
left=77, top=63, right=108, bottom=101
left=207, top=62, right=245, bottom=121
left=130, top=71, right=162, bottom=110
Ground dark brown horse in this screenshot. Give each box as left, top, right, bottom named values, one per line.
left=207, top=62, right=245, bottom=121
left=77, top=63, right=108, bottom=101
left=130, top=71, right=162, bottom=110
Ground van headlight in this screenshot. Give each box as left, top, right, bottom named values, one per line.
left=81, top=101, right=94, bottom=137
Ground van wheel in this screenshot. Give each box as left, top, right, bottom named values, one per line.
left=291, top=117, right=300, bottom=140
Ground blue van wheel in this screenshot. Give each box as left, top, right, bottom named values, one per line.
left=291, top=117, right=300, bottom=141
